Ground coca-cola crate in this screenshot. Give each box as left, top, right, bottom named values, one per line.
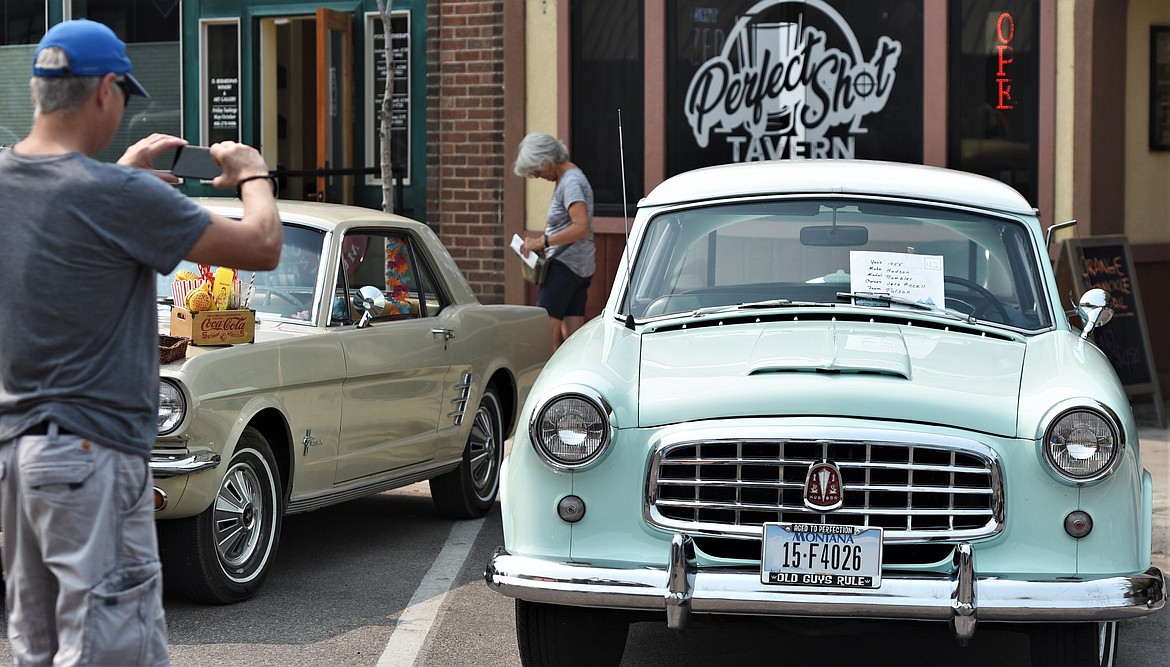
left=169, top=307, right=256, bottom=346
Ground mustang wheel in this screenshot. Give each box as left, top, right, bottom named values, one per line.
left=430, top=386, right=503, bottom=519
left=515, top=599, right=629, bottom=667
left=158, top=427, right=283, bottom=604
left=1029, top=621, right=1118, bottom=667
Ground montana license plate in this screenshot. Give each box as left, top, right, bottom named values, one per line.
left=761, top=522, right=883, bottom=588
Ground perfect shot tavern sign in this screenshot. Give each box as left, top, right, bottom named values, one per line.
left=668, top=0, right=923, bottom=175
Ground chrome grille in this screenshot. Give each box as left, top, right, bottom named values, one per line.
left=648, top=437, right=1002, bottom=542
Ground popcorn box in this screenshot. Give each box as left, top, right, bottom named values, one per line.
left=170, top=307, right=256, bottom=346
left=170, top=279, right=202, bottom=307
left=172, top=279, right=246, bottom=309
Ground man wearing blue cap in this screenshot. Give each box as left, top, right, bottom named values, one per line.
left=0, top=19, right=282, bottom=666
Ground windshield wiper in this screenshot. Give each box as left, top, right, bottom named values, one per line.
left=835, top=291, right=971, bottom=323
left=630, top=297, right=838, bottom=324
left=686, top=299, right=833, bottom=318
left=737, top=298, right=835, bottom=310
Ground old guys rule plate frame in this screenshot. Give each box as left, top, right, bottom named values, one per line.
left=761, top=523, right=883, bottom=588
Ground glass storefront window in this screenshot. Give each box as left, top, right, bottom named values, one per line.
left=0, top=1, right=47, bottom=146
left=0, top=3, right=181, bottom=155
left=71, top=0, right=182, bottom=162
left=1, top=0, right=44, bottom=45
left=570, top=0, right=644, bottom=217
left=70, top=0, right=180, bottom=41
left=948, top=0, right=1039, bottom=205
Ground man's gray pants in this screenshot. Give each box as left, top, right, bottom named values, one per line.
left=0, top=424, right=169, bottom=666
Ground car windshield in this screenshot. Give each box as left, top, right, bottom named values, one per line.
left=622, top=198, right=1052, bottom=331
left=157, top=224, right=326, bottom=321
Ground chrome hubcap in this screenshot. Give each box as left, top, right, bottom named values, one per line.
left=469, top=399, right=500, bottom=498
left=214, top=460, right=266, bottom=571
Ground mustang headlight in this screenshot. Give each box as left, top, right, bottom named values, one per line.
left=1042, top=406, right=1122, bottom=483
left=158, top=379, right=186, bottom=435
left=529, top=386, right=613, bottom=469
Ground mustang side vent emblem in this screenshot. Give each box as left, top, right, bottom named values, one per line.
left=803, top=460, right=844, bottom=512
left=447, top=372, right=474, bottom=426
left=301, top=429, right=325, bottom=457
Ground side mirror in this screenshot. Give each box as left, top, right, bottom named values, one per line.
left=1076, top=288, right=1113, bottom=340
left=1045, top=219, right=1077, bottom=249
left=353, top=285, right=387, bottom=328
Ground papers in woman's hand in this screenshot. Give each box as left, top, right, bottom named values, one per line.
left=510, top=234, right=539, bottom=268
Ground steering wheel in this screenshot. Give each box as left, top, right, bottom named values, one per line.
left=642, top=295, right=678, bottom=317
left=255, top=286, right=310, bottom=311
left=944, top=276, right=1010, bottom=321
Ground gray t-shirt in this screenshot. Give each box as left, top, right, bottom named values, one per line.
left=545, top=167, right=595, bottom=278
left=0, top=150, right=211, bottom=456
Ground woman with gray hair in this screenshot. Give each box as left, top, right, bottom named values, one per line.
left=516, top=133, right=595, bottom=349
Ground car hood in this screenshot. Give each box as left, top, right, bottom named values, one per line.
left=639, top=319, right=1025, bottom=436
left=158, top=310, right=315, bottom=367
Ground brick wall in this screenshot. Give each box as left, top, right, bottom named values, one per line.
left=426, top=0, right=506, bottom=304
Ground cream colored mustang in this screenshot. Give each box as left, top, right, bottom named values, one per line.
left=154, top=199, right=551, bottom=604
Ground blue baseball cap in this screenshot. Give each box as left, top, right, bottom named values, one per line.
left=32, top=19, right=149, bottom=98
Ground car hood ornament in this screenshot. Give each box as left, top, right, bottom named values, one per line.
left=804, top=460, right=844, bottom=511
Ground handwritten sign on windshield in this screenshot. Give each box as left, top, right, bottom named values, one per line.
left=848, top=251, right=945, bottom=308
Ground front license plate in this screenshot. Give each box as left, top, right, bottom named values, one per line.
left=761, top=522, right=883, bottom=588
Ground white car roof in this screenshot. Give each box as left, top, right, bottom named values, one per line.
left=640, top=160, right=1036, bottom=216
left=193, top=197, right=428, bottom=235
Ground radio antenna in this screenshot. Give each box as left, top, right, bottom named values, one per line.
left=618, top=109, right=636, bottom=330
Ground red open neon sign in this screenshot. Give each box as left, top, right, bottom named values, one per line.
left=995, top=12, right=1015, bottom=110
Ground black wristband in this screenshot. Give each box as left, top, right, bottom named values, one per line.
left=236, top=174, right=278, bottom=199
left=543, top=232, right=550, bottom=247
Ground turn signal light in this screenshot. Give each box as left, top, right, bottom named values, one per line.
left=1064, top=511, right=1093, bottom=538
left=557, top=495, right=586, bottom=523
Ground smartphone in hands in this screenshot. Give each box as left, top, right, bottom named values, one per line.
left=170, top=145, right=223, bottom=180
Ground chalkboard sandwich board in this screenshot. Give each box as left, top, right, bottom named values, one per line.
left=1059, top=235, right=1163, bottom=427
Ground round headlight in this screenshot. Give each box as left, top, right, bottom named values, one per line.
left=529, top=388, right=612, bottom=469
left=1042, top=408, right=1121, bottom=483
left=158, top=379, right=186, bottom=435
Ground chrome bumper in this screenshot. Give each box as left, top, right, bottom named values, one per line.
left=149, top=450, right=221, bottom=478
left=485, top=535, right=1166, bottom=641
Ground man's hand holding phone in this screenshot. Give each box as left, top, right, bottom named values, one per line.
left=169, top=142, right=270, bottom=192
left=117, top=133, right=188, bottom=183
left=120, top=135, right=272, bottom=198
left=208, top=142, right=275, bottom=200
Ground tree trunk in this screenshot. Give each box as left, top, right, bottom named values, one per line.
left=376, top=0, right=395, bottom=212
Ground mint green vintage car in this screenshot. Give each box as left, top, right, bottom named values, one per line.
left=486, top=160, right=1165, bottom=666
left=153, top=199, right=551, bottom=604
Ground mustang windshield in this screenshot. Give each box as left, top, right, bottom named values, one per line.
left=158, top=224, right=326, bottom=321
left=622, top=199, right=1052, bottom=331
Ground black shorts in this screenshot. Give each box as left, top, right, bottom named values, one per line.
left=537, top=260, right=592, bottom=320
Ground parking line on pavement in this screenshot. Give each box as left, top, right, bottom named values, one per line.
left=377, top=517, right=486, bottom=667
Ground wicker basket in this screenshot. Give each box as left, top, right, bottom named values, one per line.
left=159, top=334, right=190, bottom=364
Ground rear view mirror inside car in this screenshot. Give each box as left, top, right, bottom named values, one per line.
left=800, top=224, right=869, bottom=247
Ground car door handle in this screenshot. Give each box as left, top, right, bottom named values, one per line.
left=431, top=328, right=455, bottom=341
